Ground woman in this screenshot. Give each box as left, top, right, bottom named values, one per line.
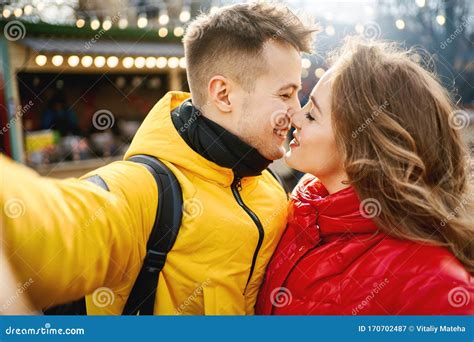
left=256, top=37, right=474, bottom=315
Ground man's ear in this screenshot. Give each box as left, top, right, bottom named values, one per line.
left=208, top=75, right=232, bottom=113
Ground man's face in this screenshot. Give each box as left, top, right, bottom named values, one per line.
left=232, top=41, right=303, bottom=160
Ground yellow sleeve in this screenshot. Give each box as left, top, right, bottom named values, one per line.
left=0, top=155, right=158, bottom=310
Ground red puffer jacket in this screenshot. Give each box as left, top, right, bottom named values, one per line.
left=256, top=176, right=474, bottom=315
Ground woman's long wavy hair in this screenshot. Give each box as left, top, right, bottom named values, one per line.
left=329, top=37, right=474, bottom=273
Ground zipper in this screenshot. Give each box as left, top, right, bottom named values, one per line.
left=231, top=175, right=265, bottom=293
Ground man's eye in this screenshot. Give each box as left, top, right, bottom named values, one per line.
left=305, top=113, right=315, bottom=121
left=280, top=94, right=291, bottom=99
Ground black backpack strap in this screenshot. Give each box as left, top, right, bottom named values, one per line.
left=266, top=167, right=289, bottom=200
left=122, top=155, right=183, bottom=315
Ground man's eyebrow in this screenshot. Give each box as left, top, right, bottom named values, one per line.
left=310, top=95, right=322, bottom=112
left=278, top=83, right=302, bottom=91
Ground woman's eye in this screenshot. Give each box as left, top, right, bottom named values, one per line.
left=305, top=113, right=315, bottom=121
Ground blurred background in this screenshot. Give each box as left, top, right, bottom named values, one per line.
left=0, top=0, right=472, bottom=182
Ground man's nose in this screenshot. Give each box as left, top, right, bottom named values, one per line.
left=290, top=108, right=303, bottom=129
left=289, top=96, right=302, bottom=113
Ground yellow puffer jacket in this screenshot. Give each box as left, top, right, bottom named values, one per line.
left=1, top=91, right=288, bottom=315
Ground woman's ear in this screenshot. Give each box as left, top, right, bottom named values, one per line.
left=208, top=76, right=232, bottom=113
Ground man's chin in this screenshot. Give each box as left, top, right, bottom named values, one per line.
left=263, top=145, right=286, bottom=161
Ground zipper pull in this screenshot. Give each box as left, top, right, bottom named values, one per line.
left=232, top=175, right=243, bottom=191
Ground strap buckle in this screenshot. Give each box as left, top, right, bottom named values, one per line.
left=144, top=250, right=167, bottom=273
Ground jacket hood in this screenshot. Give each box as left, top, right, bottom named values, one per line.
left=124, top=91, right=235, bottom=186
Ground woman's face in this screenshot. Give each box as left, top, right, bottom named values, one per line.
left=285, top=70, right=347, bottom=192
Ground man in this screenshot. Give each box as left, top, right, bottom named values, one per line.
left=1, top=2, right=316, bottom=315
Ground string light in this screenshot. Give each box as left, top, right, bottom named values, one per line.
left=174, top=26, right=184, bottom=37
left=416, top=0, right=426, bottom=7
left=102, top=17, right=112, bottom=31
left=158, top=9, right=169, bottom=25
left=35, top=55, right=47, bottom=66
left=13, top=7, right=23, bottom=17
left=168, top=57, right=179, bottom=69
left=24, top=5, right=33, bottom=15
left=67, top=55, right=80, bottom=67
left=81, top=56, right=93, bottom=67
left=90, top=18, right=100, bottom=30
left=118, top=18, right=128, bottom=29
left=2, top=8, right=11, bottom=18
left=52, top=55, right=64, bottom=67
left=146, top=56, right=156, bottom=69
left=94, top=56, right=106, bottom=68
left=301, top=58, right=311, bottom=69
left=156, top=57, right=168, bottom=69
left=76, top=18, right=85, bottom=28
left=180, top=6, right=191, bottom=23
left=436, top=15, right=446, bottom=26
left=122, top=57, right=134, bottom=69
left=134, top=57, right=146, bottom=68
left=158, top=27, right=168, bottom=38
left=315, top=68, right=325, bottom=78
left=106, top=56, right=119, bottom=68
left=137, top=15, right=148, bottom=29
left=395, top=19, right=405, bottom=30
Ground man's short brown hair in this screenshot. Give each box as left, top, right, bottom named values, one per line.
left=183, top=2, right=318, bottom=107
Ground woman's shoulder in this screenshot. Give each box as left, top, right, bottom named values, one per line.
left=371, top=235, right=472, bottom=284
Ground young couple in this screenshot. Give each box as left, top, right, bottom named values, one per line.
left=1, top=2, right=473, bottom=316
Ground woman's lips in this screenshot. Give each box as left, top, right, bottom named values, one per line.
left=289, top=131, right=300, bottom=148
